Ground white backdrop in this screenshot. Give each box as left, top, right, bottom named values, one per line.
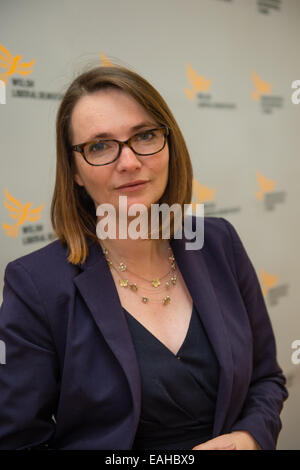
left=0, top=0, right=299, bottom=449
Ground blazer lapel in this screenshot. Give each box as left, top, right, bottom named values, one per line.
left=73, top=242, right=141, bottom=432
left=170, top=236, right=234, bottom=436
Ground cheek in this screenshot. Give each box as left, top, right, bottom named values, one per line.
left=77, top=170, right=109, bottom=207
left=73, top=157, right=88, bottom=186
left=74, top=159, right=107, bottom=189
left=158, top=151, right=169, bottom=180
left=150, top=152, right=169, bottom=194
left=151, top=148, right=169, bottom=174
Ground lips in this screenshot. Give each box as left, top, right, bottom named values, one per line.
left=116, top=180, right=148, bottom=189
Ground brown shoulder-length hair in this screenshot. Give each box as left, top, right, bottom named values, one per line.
left=51, top=65, right=193, bottom=265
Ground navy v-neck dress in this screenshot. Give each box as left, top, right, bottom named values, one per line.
left=123, top=303, right=220, bottom=450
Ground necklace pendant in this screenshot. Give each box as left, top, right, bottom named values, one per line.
left=152, top=278, right=161, bottom=288
left=119, top=278, right=129, bottom=287
left=171, top=275, right=177, bottom=285
left=130, top=283, right=138, bottom=291
left=165, top=281, right=170, bottom=288
left=142, top=297, right=149, bottom=303
left=119, top=262, right=127, bottom=272
left=163, top=296, right=171, bottom=305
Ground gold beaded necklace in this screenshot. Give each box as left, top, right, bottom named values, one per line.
left=101, top=245, right=177, bottom=305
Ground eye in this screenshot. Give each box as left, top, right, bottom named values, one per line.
left=88, top=141, right=109, bottom=153
left=136, top=130, right=155, bottom=141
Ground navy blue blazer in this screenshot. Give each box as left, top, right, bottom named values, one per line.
left=0, top=217, right=288, bottom=450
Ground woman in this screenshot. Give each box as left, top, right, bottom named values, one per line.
left=0, top=65, right=288, bottom=450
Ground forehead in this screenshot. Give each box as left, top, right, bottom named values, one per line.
left=70, top=88, right=156, bottom=143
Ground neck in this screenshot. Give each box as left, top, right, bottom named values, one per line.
left=99, top=237, right=171, bottom=275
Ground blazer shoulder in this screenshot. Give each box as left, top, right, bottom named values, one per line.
left=9, top=238, right=69, bottom=267
left=5, top=239, right=79, bottom=284
left=203, top=216, right=232, bottom=236
left=188, top=215, right=237, bottom=248
left=186, top=216, right=247, bottom=273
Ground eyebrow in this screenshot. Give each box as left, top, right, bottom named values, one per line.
left=88, top=121, right=158, bottom=141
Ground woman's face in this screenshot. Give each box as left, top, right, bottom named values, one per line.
left=70, top=88, right=169, bottom=217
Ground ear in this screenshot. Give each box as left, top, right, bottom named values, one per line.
left=74, top=172, right=84, bottom=187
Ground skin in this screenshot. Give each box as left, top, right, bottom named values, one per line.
left=192, top=431, right=261, bottom=450
left=70, top=88, right=260, bottom=451
left=71, top=87, right=170, bottom=272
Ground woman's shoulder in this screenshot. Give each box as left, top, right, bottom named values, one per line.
left=181, top=215, right=248, bottom=270
left=204, top=216, right=241, bottom=246
left=183, top=215, right=240, bottom=249
left=8, top=238, right=70, bottom=268
left=203, top=215, right=232, bottom=234
left=4, top=238, right=80, bottom=286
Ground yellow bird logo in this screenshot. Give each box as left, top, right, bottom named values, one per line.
left=191, top=178, right=216, bottom=213
left=256, top=171, right=276, bottom=200
left=0, top=43, right=35, bottom=84
left=100, top=52, right=115, bottom=67
left=260, top=269, right=279, bottom=296
left=2, top=189, right=44, bottom=238
left=251, top=71, right=272, bottom=102
left=184, top=63, right=212, bottom=100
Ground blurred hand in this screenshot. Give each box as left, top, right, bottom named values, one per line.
left=192, top=431, right=261, bottom=450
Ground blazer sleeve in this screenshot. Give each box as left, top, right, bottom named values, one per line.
left=0, top=260, right=59, bottom=450
left=220, top=218, right=288, bottom=450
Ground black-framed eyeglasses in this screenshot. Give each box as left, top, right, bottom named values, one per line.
left=71, top=126, right=169, bottom=166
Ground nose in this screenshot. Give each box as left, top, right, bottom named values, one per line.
left=115, top=143, right=142, bottom=171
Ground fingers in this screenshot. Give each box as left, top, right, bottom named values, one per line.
left=192, top=441, right=236, bottom=450
left=222, top=443, right=236, bottom=450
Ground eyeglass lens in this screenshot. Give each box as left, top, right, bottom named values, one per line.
left=84, top=128, right=166, bottom=165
